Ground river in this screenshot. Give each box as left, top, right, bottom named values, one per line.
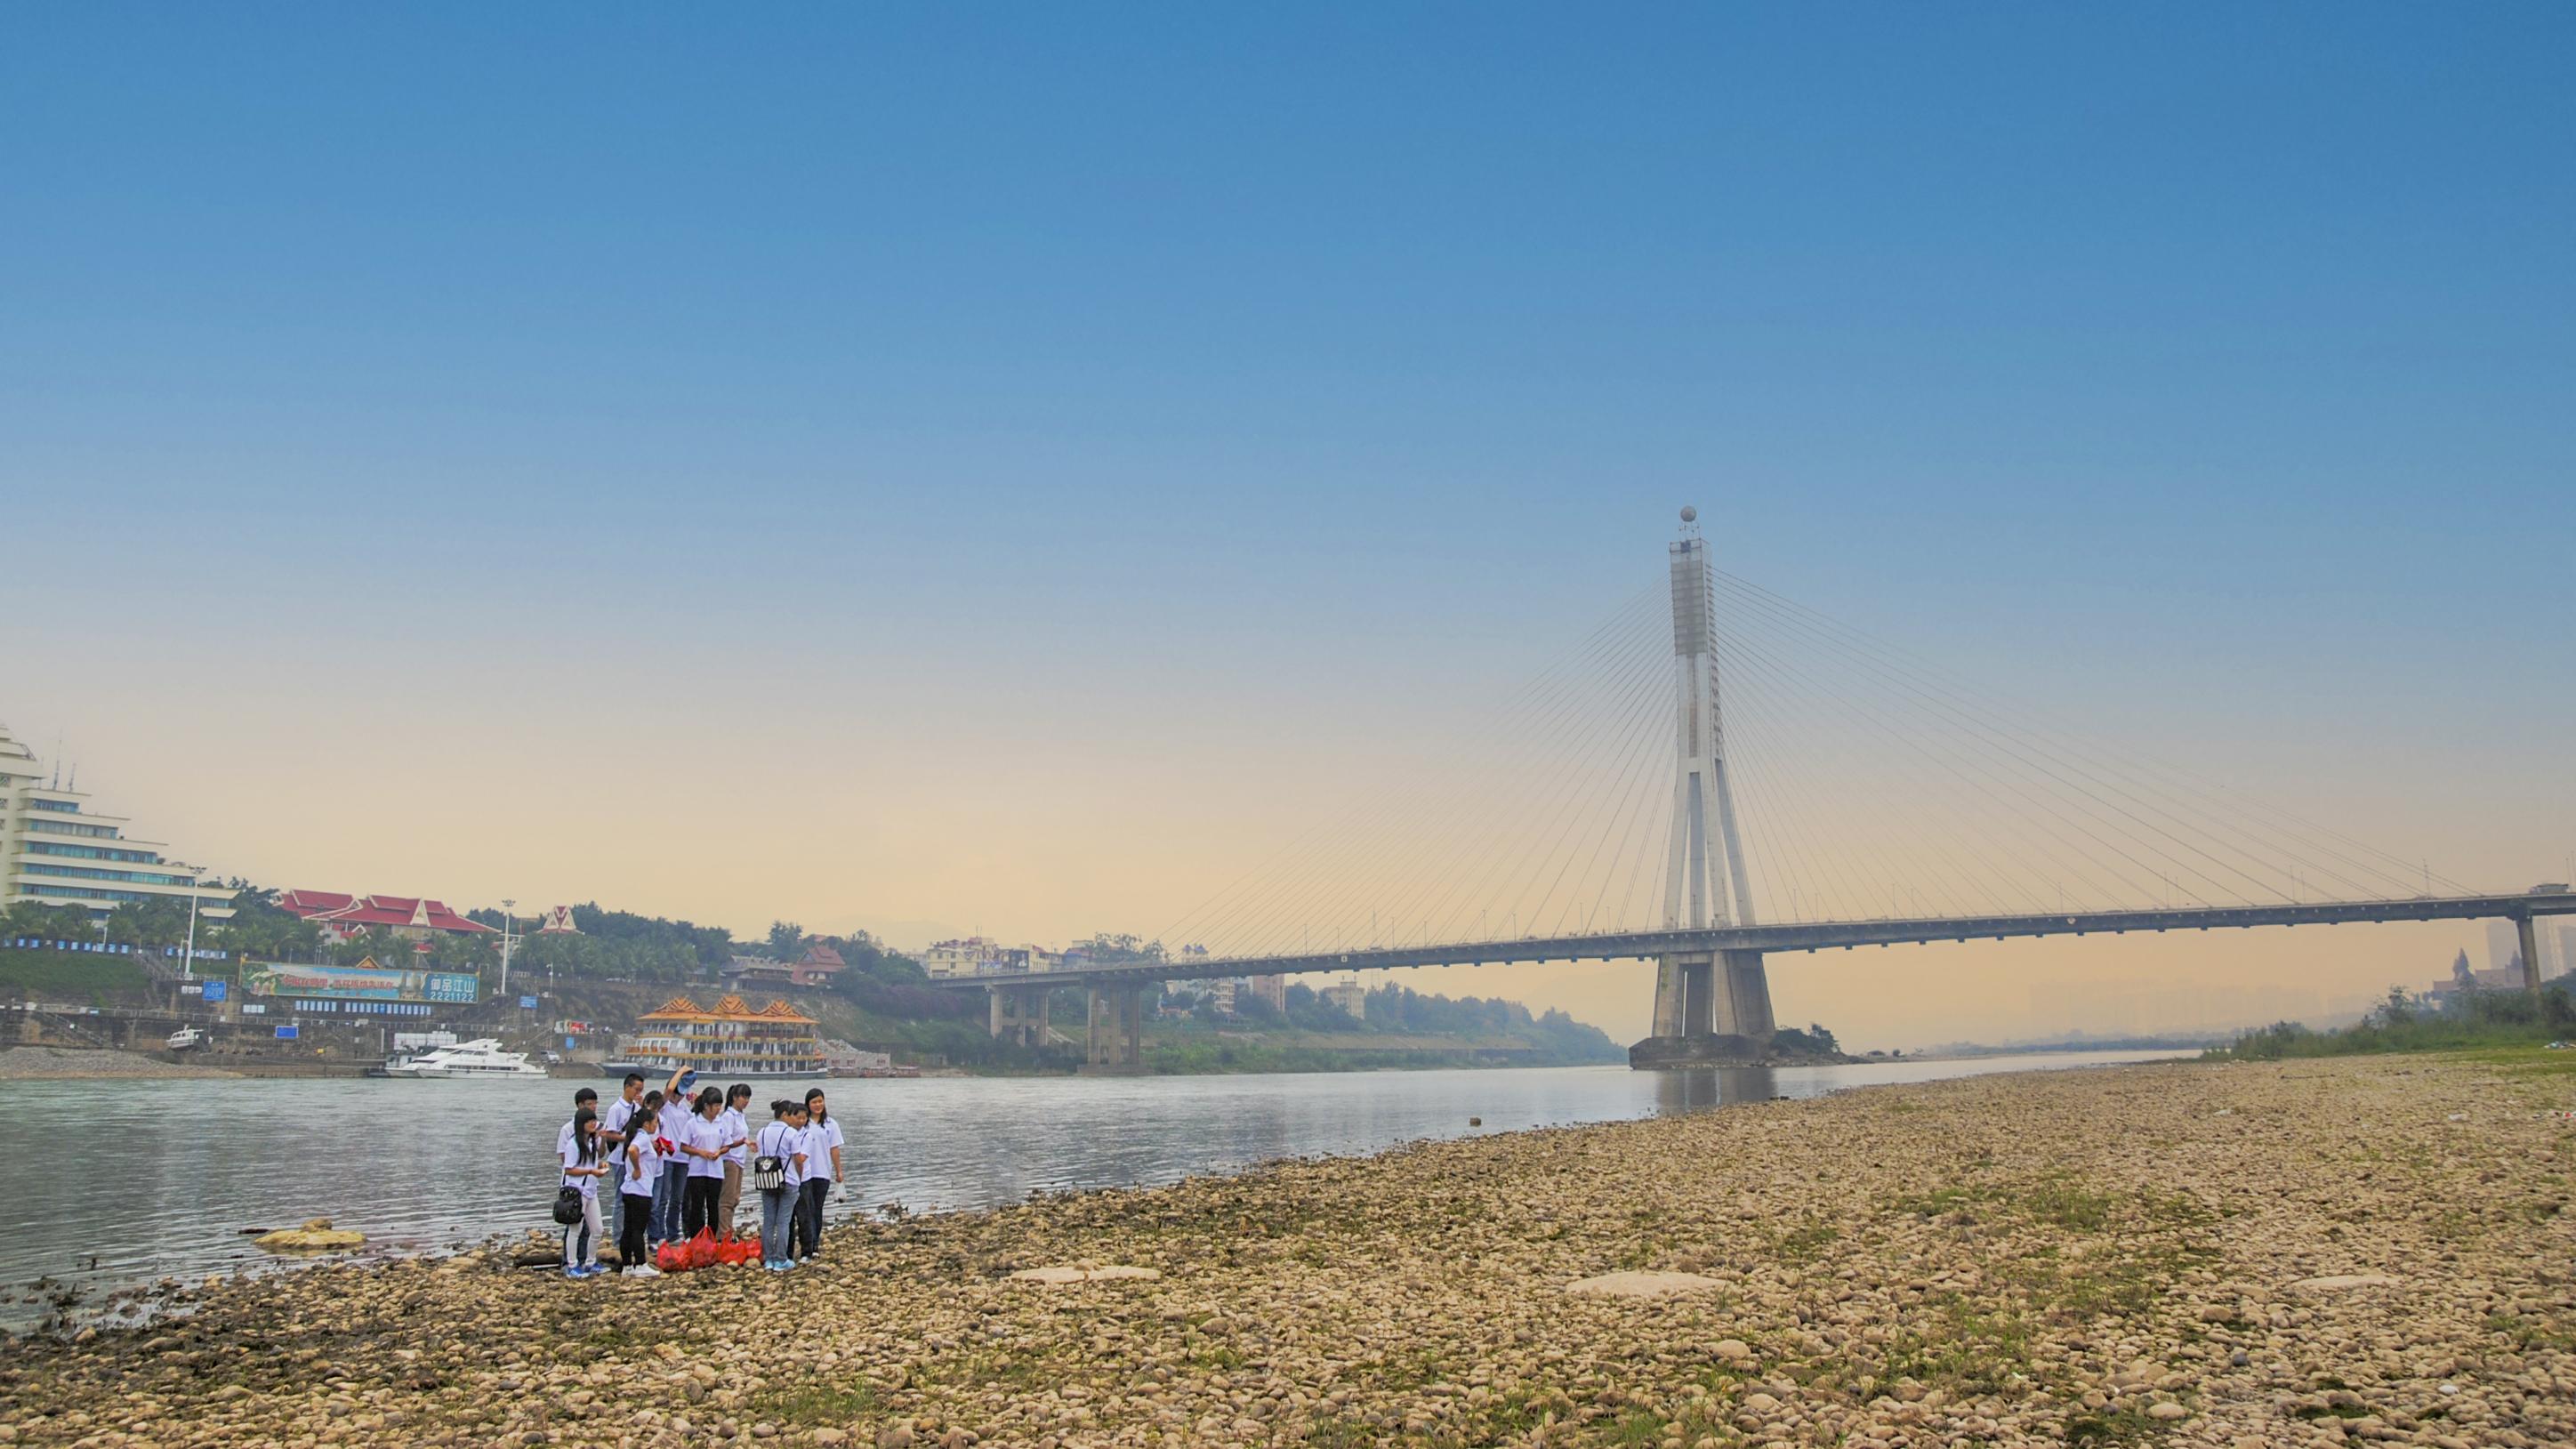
left=0, top=1051, right=2176, bottom=1323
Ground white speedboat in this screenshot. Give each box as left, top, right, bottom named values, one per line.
left=165, top=1026, right=205, bottom=1051
left=380, top=1039, right=549, bottom=1080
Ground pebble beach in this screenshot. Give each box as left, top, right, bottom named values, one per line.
left=3, top=1053, right=2570, bottom=1448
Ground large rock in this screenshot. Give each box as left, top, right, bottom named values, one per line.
left=255, top=1220, right=366, bottom=1252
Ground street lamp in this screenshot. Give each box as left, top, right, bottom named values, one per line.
left=179, top=862, right=202, bottom=981
left=498, top=899, right=517, bottom=998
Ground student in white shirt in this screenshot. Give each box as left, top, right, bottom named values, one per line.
left=650, top=1067, right=696, bottom=1246
left=680, top=1088, right=737, bottom=1239
left=716, top=1084, right=753, bottom=1239
left=599, top=1073, right=645, bottom=1208
left=753, top=1099, right=809, bottom=1271
left=793, top=1088, right=844, bottom=1261
left=559, top=1109, right=606, bottom=1279
left=617, top=1107, right=663, bottom=1277
left=556, top=1087, right=600, bottom=1159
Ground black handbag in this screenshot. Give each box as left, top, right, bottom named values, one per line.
left=753, top=1154, right=786, bottom=1191
left=552, top=1185, right=584, bottom=1225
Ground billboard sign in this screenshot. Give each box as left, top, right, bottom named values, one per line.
left=242, top=958, right=477, bottom=1004
left=519, top=995, right=539, bottom=1010
left=201, top=980, right=228, bottom=1003
left=273, top=1025, right=300, bottom=1040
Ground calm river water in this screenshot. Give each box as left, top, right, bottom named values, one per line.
left=0, top=1051, right=2173, bottom=1320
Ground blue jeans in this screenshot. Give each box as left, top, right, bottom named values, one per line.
left=654, top=1161, right=688, bottom=1242
left=760, top=1187, right=794, bottom=1262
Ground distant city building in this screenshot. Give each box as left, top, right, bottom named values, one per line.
left=724, top=954, right=792, bottom=985
left=2485, top=918, right=2564, bottom=979
left=722, top=942, right=846, bottom=988
left=279, top=890, right=497, bottom=946
left=2430, top=946, right=2528, bottom=1008
left=922, top=936, right=1064, bottom=978
left=0, top=720, right=233, bottom=922
left=2487, top=920, right=2522, bottom=974
left=1247, top=975, right=1287, bottom=1013
left=1322, top=978, right=1366, bottom=1020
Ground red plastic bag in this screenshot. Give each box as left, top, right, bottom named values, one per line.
left=682, top=1229, right=718, bottom=1270
left=656, top=1240, right=689, bottom=1273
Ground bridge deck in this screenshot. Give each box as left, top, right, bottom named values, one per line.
left=935, top=892, right=2576, bottom=989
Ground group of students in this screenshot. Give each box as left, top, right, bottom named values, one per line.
left=555, top=1067, right=848, bottom=1277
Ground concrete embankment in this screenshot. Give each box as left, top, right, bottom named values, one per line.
left=0, top=1045, right=238, bottom=1080
left=3, top=1054, right=2571, bottom=1447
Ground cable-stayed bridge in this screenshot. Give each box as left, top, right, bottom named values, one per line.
left=941, top=510, right=2576, bottom=1070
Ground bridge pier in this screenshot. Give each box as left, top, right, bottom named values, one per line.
left=2516, top=914, right=2545, bottom=998
left=1083, top=985, right=1148, bottom=1074
left=1631, top=949, right=1774, bottom=1068
left=986, top=985, right=1051, bottom=1048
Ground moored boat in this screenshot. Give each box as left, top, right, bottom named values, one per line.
left=379, top=1039, right=548, bottom=1079
left=602, top=994, right=827, bottom=1079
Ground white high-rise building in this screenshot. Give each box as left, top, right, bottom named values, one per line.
left=0, top=720, right=233, bottom=922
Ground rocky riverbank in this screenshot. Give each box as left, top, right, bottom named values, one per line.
left=3, top=1053, right=2571, bottom=1447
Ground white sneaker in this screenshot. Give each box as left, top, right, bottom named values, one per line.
left=626, top=1264, right=662, bottom=1278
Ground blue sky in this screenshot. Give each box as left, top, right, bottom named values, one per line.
left=5, top=5, right=2571, bottom=1042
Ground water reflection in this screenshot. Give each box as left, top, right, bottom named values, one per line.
left=1652, top=1067, right=1778, bottom=1113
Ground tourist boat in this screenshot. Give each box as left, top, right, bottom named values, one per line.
left=379, top=1038, right=549, bottom=1079
left=601, top=994, right=828, bottom=1080
left=165, top=1026, right=205, bottom=1051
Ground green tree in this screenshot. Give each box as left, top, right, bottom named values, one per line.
left=2370, top=986, right=2416, bottom=1029
left=767, top=921, right=807, bottom=957
left=1, top=899, right=93, bottom=943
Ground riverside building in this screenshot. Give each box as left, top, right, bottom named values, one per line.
left=606, top=994, right=826, bottom=1079
left=0, top=720, right=233, bottom=922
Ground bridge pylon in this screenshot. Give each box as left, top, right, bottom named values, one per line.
left=1633, top=509, right=1775, bottom=1069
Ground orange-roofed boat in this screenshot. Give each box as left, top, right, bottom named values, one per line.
left=601, top=994, right=827, bottom=1079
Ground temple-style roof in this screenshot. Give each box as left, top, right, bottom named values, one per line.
left=639, top=994, right=816, bottom=1026
left=281, top=890, right=496, bottom=935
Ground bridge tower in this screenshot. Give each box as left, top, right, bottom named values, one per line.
left=1632, top=507, right=1776, bottom=1067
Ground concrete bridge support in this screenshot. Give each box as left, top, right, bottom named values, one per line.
left=986, top=985, right=1051, bottom=1048
left=1631, top=948, right=1774, bottom=1067
left=1084, top=985, right=1147, bottom=1073
left=2517, top=914, right=2545, bottom=998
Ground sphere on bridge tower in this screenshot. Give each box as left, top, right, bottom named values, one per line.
left=1678, top=505, right=1696, bottom=524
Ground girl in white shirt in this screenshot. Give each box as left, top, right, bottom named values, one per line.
left=680, top=1088, right=734, bottom=1239
left=753, top=1100, right=809, bottom=1271
left=619, top=1107, right=663, bottom=1277
left=559, top=1109, right=605, bottom=1279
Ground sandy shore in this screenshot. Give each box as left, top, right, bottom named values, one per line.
left=2, top=1052, right=2570, bottom=1447
left=0, top=1046, right=237, bottom=1080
